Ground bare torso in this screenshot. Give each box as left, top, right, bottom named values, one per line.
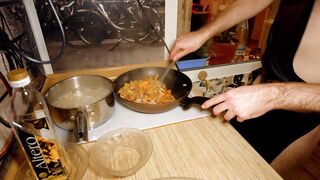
left=293, top=0, right=320, bottom=83
left=276, top=3, right=320, bottom=178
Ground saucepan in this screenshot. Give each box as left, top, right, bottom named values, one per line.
left=45, top=75, right=115, bottom=143
left=114, top=67, right=210, bottom=113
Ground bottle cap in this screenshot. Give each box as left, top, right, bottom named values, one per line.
left=7, top=69, right=31, bottom=87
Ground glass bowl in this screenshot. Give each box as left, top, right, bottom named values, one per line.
left=89, top=128, right=153, bottom=177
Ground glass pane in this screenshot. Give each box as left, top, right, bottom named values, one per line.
left=36, top=0, right=166, bottom=72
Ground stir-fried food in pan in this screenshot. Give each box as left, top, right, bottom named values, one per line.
left=118, top=75, right=175, bottom=104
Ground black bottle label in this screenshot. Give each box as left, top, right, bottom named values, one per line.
left=15, top=115, right=66, bottom=179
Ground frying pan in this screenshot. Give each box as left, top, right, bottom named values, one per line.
left=114, top=67, right=210, bottom=113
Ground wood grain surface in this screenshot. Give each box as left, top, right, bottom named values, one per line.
left=79, top=116, right=282, bottom=179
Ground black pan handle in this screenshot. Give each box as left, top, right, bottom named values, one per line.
left=180, top=96, right=211, bottom=109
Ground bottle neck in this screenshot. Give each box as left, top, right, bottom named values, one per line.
left=9, top=76, right=31, bottom=88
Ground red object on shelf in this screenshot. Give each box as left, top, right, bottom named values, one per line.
left=208, top=42, right=237, bottom=65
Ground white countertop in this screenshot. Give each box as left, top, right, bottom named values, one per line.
left=56, top=98, right=211, bottom=143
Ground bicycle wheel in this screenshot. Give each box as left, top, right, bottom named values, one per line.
left=0, top=71, right=11, bottom=103
left=64, top=9, right=107, bottom=45
left=119, top=5, right=164, bottom=44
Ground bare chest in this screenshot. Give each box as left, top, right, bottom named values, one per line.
left=293, top=0, right=320, bottom=83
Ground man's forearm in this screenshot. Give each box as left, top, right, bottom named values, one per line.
left=271, top=83, right=320, bottom=112
left=199, top=0, right=274, bottom=40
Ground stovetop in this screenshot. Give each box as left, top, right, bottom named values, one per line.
left=54, top=60, right=262, bottom=143
left=55, top=97, right=211, bottom=143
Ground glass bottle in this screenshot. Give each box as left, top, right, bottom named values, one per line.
left=7, top=69, right=70, bottom=179
left=233, top=20, right=249, bottom=62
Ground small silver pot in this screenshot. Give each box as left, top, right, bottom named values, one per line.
left=45, top=75, right=115, bottom=143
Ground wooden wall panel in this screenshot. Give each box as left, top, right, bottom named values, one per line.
left=177, top=0, right=192, bottom=36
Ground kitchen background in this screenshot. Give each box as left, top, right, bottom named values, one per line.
left=0, top=0, right=280, bottom=73
left=0, top=0, right=280, bottom=174
left=0, top=0, right=280, bottom=122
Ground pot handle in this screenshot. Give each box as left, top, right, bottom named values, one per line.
left=74, top=111, right=88, bottom=143
left=180, top=96, right=211, bottom=109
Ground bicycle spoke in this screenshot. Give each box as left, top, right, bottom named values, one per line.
left=119, top=4, right=163, bottom=44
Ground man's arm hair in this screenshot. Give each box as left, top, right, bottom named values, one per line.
left=198, top=0, right=274, bottom=40
left=271, top=83, right=320, bottom=112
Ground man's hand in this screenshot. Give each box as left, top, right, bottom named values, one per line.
left=170, top=31, right=208, bottom=61
left=169, top=0, right=273, bottom=62
left=202, top=82, right=320, bottom=121
left=201, top=84, right=280, bottom=121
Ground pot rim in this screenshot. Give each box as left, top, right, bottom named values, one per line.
left=44, top=75, right=115, bottom=109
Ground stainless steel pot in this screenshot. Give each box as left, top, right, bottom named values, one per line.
left=45, top=75, right=115, bottom=143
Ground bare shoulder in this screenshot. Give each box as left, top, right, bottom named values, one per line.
left=293, top=0, right=320, bottom=83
